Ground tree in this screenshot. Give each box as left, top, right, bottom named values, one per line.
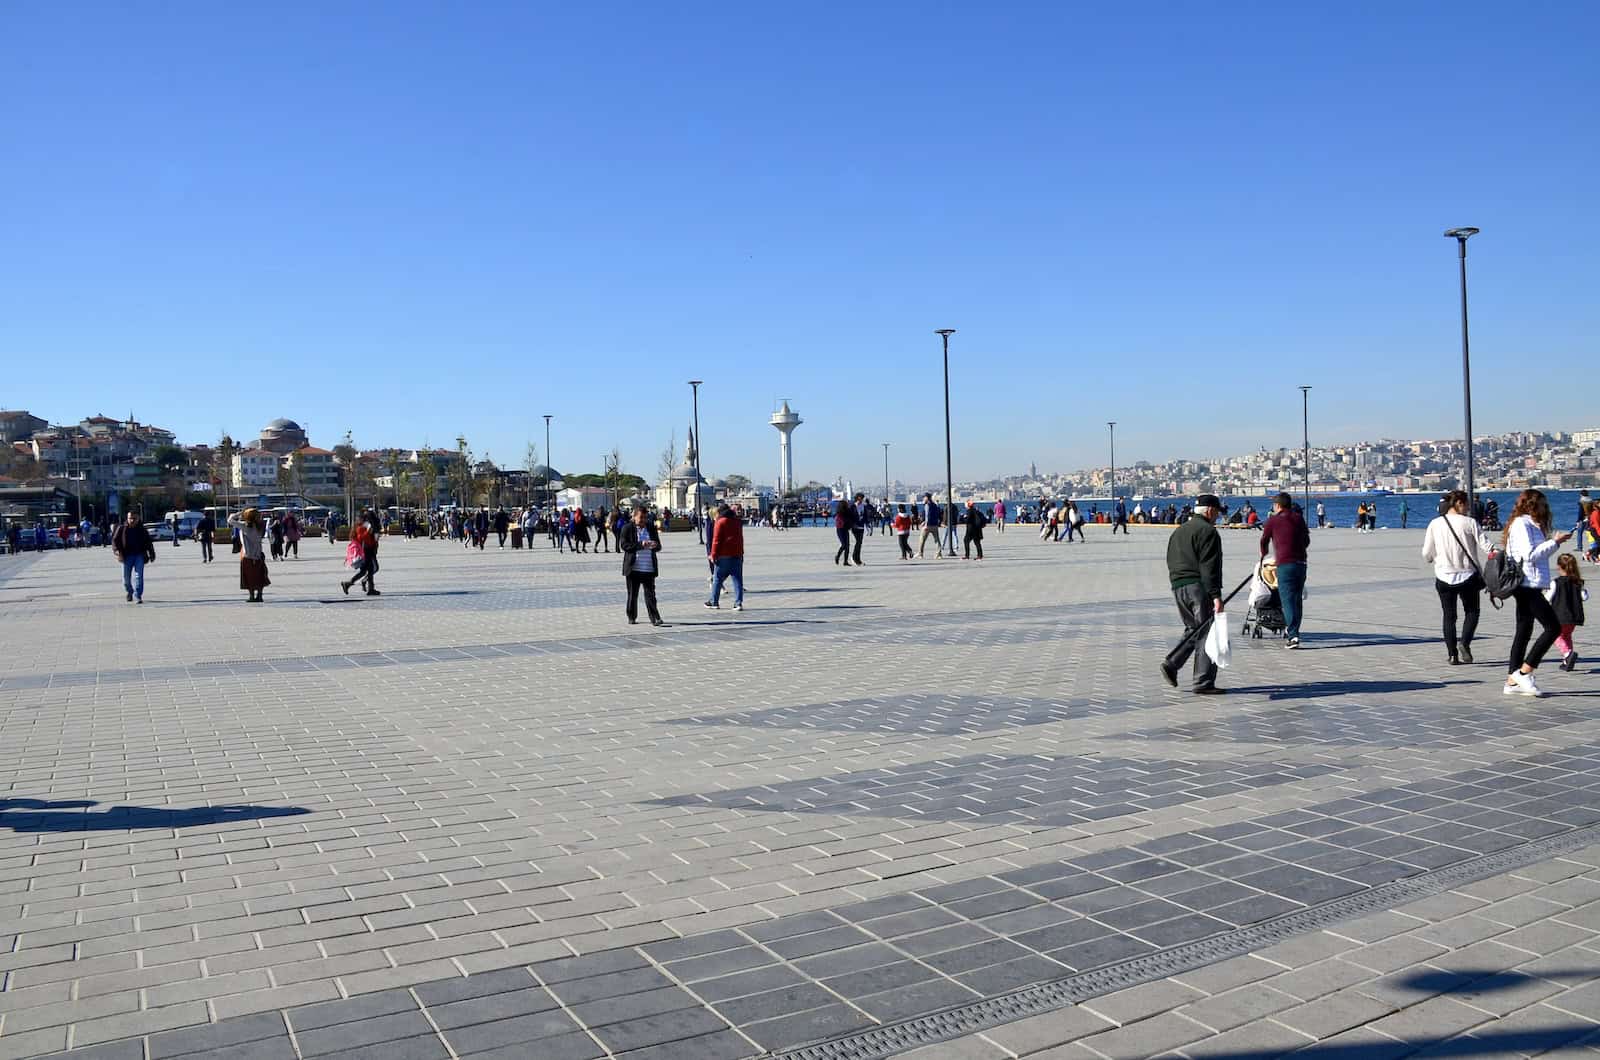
left=385, top=450, right=405, bottom=507
left=658, top=429, right=678, bottom=488
left=275, top=461, right=292, bottom=502
left=395, top=469, right=412, bottom=511
left=417, top=445, right=438, bottom=510
left=151, top=444, right=187, bottom=475
left=333, top=431, right=359, bottom=519
left=523, top=442, right=540, bottom=505
left=723, top=473, right=752, bottom=493
left=449, top=436, right=473, bottom=507
left=215, top=433, right=236, bottom=509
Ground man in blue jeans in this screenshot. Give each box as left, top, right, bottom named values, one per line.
left=1260, top=491, right=1311, bottom=648
left=704, top=504, right=745, bottom=611
left=111, top=511, right=156, bottom=604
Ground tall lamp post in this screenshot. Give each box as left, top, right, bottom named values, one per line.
left=882, top=442, right=890, bottom=508
left=1107, top=422, right=1116, bottom=508
left=935, top=330, right=956, bottom=557
left=1445, top=227, right=1480, bottom=513
left=688, top=380, right=704, bottom=544
left=1299, top=386, right=1312, bottom=513
left=542, top=415, right=553, bottom=518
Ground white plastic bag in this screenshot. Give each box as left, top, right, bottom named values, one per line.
left=1204, top=617, right=1232, bottom=669
left=1247, top=570, right=1273, bottom=608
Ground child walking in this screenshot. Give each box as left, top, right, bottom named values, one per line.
left=1550, top=553, right=1587, bottom=671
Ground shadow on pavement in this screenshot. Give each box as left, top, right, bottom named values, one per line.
left=0, top=799, right=310, bottom=832
left=1225, top=679, right=1476, bottom=700
left=1178, top=1026, right=1598, bottom=1058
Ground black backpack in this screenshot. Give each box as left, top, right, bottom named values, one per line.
left=1481, top=549, right=1523, bottom=604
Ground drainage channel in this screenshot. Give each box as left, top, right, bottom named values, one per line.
left=769, top=817, right=1600, bottom=1060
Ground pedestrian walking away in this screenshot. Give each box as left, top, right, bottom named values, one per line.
left=705, top=503, right=745, bottom=610
left=620, top=506, right=666, bottom=625
left=1161, top=494, right=1226, bottom=694
left=1399, top=498, right=1410, bottom=529
left=993, top=498, right=1006, bottom=533
left=283, top=511, right=301, bottom=557
left=228, top=509, right=271, bottom=603
left=1113, top=497, right=1129, bottom=535
left=850, top=493, right=867, bottom=565
left=1422, top=490, right=1492, bottom=664
left=111, top=511, right=156, bottom=603
left=894, top=504, right=913, bottom=559
left=962, top=499, right=987, bottom=560
left=1259, top=491, right=1310, bottom=648
left=834, top=495, right=859, bottom=566
left=1550, top=552, right=1587, bottom=671
left=917, top=493, right=944, bottom=558
left=1316, top=501, right=1327, bottom=528
left=494, top=508, right=510, bottom=548
left=594, top=506, right=611, bottom=553
left=195, top=511, right=215, bottom=563
left=1502, top=489, right=1571, bottom=696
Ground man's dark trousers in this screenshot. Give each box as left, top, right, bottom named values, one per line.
left=1164, top=584, right=1218, bottom=690
left=851, top=527, right=864, bottom=564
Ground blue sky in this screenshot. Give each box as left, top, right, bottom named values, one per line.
left=3, top=3, right=1596, bottom=486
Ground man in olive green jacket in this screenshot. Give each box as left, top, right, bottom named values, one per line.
left=1161, top=494, right=1226, bottom=694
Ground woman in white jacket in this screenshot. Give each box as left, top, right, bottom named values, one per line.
left=1421, top=490, right=1494, bottom=665
left=1501, top=489, right=1571, bottom=696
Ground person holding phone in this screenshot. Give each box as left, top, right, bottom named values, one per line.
left=620, top=506, right=667, bottom=626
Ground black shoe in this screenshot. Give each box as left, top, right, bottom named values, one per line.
left=628, top=618, right=637, bottom=625
left=126, top=592, right=133, bottom=602
left=1160, top=663, right=1178, bottom=688
left=1448, top=654, right=1460, bottom=665
left=1459, top=645, right=1474, bottom=664
left=341, top=580, right=351, bottom=595
left=704, top=601, right=718, bottom=609
left=1285, top=637, right=1300, bottom=649
left=651, top=619, right=669, bottom=627
left=366, top=588, right=381, bottom=596
left=1194, top=686, right=1227, bottom=695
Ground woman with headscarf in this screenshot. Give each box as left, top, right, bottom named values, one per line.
left=573, top=507, right=590, bottom=554
left=342, top=510, right=382, bottom=595
left=228, top=508, right=270, bottom=603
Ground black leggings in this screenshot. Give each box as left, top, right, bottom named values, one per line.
left=835, top=528, right=852, bottom=564
left=1509, top=585, right=1560, bottom=672
left=898, top=533, right=912, bottom=559
left=1435, top=576, right=1482, bottom=656
left=964, top=533, right=983, bottom=559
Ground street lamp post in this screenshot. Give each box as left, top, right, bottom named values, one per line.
left=688, top=380, right=704, bottom=544
left=882, top=442, right=890, bottom=510
left=1107, top=422, right=1116, bottom=511
left=935, top=330, right=956, bottom=558
left=1299, top=386, right=1312, bottom=513
left=542, top=415, right=553, bottom=532
left=1445, top=227, right=1480, bottom=514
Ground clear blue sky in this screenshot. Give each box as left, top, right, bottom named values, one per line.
left=3, top=3, right=1596, bottom=486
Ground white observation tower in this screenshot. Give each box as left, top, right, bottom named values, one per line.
left=770, top=400, right=802, bottom=495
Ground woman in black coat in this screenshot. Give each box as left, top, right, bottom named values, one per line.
left=618, top=507, right=666, bottom=626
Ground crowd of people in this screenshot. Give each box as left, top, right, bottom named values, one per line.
left=1158, top=486, right=1589, bottom=700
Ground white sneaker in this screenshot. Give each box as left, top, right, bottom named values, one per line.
left=1509, top=671, right=1544, bottom=697
left=732, top=603, right=743, bottom=612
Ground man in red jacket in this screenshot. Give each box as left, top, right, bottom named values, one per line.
left=705, top=504, right=745, bottom=611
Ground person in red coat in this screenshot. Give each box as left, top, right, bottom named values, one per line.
left=705, top=504, right=745, bottom=611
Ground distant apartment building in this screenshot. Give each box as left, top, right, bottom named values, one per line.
left=0, top=410, right=47, bottom=444
left=233, top=449, right=282, bottom=489
left=284, top=446, right=340, bottom=495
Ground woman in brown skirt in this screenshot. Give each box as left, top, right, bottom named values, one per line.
left=228, top=508, right=271, bottom=603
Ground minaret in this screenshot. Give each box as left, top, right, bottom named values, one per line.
left=769, top=400, right=802, bottom=494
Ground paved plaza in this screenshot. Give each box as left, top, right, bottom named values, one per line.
left=2, top=524, right=1600, bottom=1059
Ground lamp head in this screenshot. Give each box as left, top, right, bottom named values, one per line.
left=1444, top=227, right=1480, bottom=241
left=688, top=379, right=702, bottom=386
left=934, top=329, right=956, bottom=337
left=1300, top=385, right=1312, bottom=393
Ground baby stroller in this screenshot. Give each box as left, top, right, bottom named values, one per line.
left=1241, top=559, right=1288, bottom=640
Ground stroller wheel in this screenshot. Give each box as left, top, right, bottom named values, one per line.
left=1253, top=627, right=1264, bottom=639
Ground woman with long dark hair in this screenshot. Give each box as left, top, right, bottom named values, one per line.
left=1502, top=489, right=1571, bottom=696
left=228, top=508, right=270, bottom=603
left=1422, top=490, right=1491, bottom=664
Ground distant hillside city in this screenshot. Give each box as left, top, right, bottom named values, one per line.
left=1, top=408, right=1594, bottom=524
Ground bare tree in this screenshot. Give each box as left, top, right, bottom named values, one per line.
left=523, top=442, right=540, bottom=506
left=417, top=444, right=438, bottom=511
